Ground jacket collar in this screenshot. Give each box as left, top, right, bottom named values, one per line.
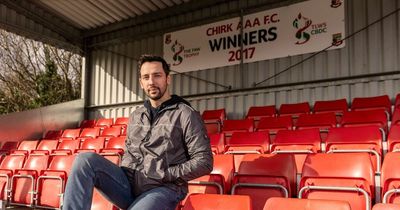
left=143, top=95, right=191, bottom=121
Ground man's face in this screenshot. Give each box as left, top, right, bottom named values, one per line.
left=139, top=61, right=170, bottom=101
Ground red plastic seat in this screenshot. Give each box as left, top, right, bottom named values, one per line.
left=10, top=154, right=49, bottom=206
left=52, top=139, right=80, bottom=155
left=224, top=131, right=269, bottom=154
left=12, top=140, right=40, bottom=155
left=279, top=102, right=311, bottom=123
left=208, top=133, right=225, bottom=155
left=59, top=129, right=81, bottom=141
left=95, top=118, right=114, bottom=129
left=100, top=136, right=126, bottom=164
left=36, top=155, right=76, bottom=209
left=182, top=194, right=252, bottom=210
left=373, top=203, right=400, bottom=210
left=296, top=113, right=337, bottom=140
left=114, top=117, right=129, bottom=126
left=255, top=116, right=292, bottom=140
left=187, top=154, right=234, bottom=198
left=32, top=140, right=59, bottom=155
left=246, top=105, right=276, bottom=127
left=326, top=126, right=382, bottom=173
left=351, top=95, right=392, bottom=119
left=43, top=130, right=63, bottom=140
left=222, top=119, right=254, bottom=141
left=341, top=110, right=388, bottom=140
left=79, top=119, right=96, bottom=128
left=393, top=109, right=400, bottom=125
left=202, top=109, right=226, bottom=134
left=79, top=128, right=101, bottom=139
left=99, top=127, right=122, bottom=142
left=381, top=152, right=400, bottom=204
left=388, top=125, right=400, bottom=152
left=76, top=138, right=105, bottom=153
left=395, top=93, right=400, bottom=110
left=0, top=141, right=19, bottom=155
left=231, top=154, right=296, bottom=210
left=299, top=153, right=374, bottom=210
left=271, top=128, right=321, bottom=173
left=0, top=154, right=26, bottom=200
left=313, top=99, right=348, bottom=122
left=263, top=197, right=351, bottom=210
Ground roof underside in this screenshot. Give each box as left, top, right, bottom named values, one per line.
left=35, top=0, right=191, bottom=30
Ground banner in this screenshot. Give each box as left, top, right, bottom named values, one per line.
left=163, top=0, right=345, bottom=73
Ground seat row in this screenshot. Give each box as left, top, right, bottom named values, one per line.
left=0, top=152, right=122, bottom=209
left=182, top=152, right=400, bottom=210
left=182, top=194, right=400, bottom=210
left=0, top=137, right=125, bottom=158
left=79, top=117, right=129, bottom=129
left=203, top=94, right=400, bottom=134
left=210, top=125, right=400, bottom=172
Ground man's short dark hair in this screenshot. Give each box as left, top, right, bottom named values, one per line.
left=138, top=54, right=170, bottom=76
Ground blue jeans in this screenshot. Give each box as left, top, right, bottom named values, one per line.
left=63, top=153, right=185, bottom=210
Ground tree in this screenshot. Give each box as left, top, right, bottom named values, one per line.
left=0, top=29, right=81, bottom=114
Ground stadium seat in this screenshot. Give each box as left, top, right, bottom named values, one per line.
left=341, top=110, right=388, bottom=140
left=393, top=109, right=400, bottom=125
left=246, top=105, right=276, bottom=126
left=299, top=153, right=374, bottom=210
left=279, top=102, right=311, bottom=123
left=202, top=109, right=226, bottom=134
left=100, top=136, right=125, bottom=164
left=78, top=128, right=101, bottom=140
left=0, top=141, right=19, bottom=155
left=351, top=95, right=392, bottom=119
left=113, top=117, right=129, bottom=133
left=188, top=154, right=234, bottom=197
left=395, top=93, right=400, bottom=110
left=95, top=118, right=114, bottom=130
left=32, top=140, right=59, bottom=155
left=36, top=155, right=76, bottom=209
left=10, top=154, right=49, bottom=206
left=263, top=197, right=351, bottom=210
left=59, top=129, right=81, bottom=141
left=208, top=133, right=225, bottom=155
left=296, top=113, right=337, bottom=140
left=388, top=125, right=400, bottom=152
left=51, top=139, right=80, bottom=155
left=42, top=130, right=63, bottom=140
left=182, top=194, right=252, bottom=210
left=373, top=203, right=400, bottom=210
left=313, top=98, right=348, bottom=122
left=76, top=138, right=105, bottom=153
left=381, top=152, right=400, bottom=204
left=231, top=154, right=296, bottom=210
left=12, top=140, right=40, bottom=155
left=79, top=119, right=96, bottom=128
left=255, top=116, right=292, bottom=140
left=0, top=154, right=26, bottom=200
left=224, top=131, right=269, bottom=154
left=271, top=128, right=321, bottom=172
left=222, top=119, right=254, bottom=140
left=326, top=126, right=382, bottom=173
left=99, top=127, right=122, bottom=142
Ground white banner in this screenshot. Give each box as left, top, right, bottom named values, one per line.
left=163, top=0, right=345, bottom=73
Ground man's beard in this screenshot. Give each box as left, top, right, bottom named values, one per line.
left=146, top=86, right=166, bottom=101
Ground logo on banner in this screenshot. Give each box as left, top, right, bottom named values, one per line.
left=165, top=34, right=172, bottom=45
left=293, top=13, right=312, bottom=45
left=171, top=40, right=184, bottom=66
left=332, top=33, right=343, bottom=46
left=331, top=0, right=342, bottom=8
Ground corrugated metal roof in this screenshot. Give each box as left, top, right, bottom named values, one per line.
left=36, top=0, right=191, bottom=30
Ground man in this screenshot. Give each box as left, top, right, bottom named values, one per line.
left=63, top=54, right=213, bottom=210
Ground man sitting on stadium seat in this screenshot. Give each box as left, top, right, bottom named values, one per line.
left=63, top=54, right=213, bottom=210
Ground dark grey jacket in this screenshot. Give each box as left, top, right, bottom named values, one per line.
left=121, top=95, right=213, bottom=196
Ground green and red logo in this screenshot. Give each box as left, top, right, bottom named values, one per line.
left=171, top=40, right=184, bottom=66
left=293, top=13, right=312, bottom=45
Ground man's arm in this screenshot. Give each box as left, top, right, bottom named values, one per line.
left=165, top=109, right=213, bottom=182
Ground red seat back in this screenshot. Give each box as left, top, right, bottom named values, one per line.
left=263, top=197, right=351, bottom=210
left=351, top=95, right=392, bottom=115
left=381, top=152, right=400, bottom=204
left=182, top=194, right=252, bottom=210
